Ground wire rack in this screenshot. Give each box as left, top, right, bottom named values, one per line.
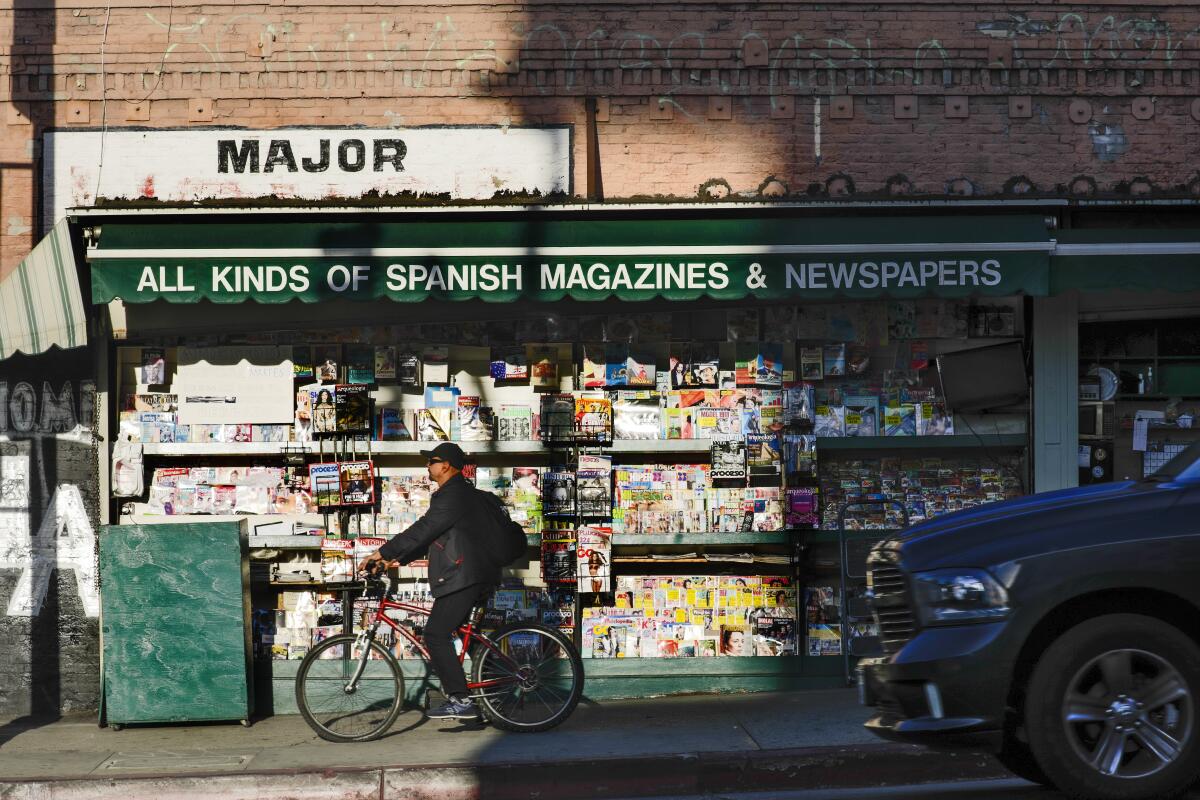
left=1143, top=442, right=1189, bottom=477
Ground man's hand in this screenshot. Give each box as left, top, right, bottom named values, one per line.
left=357, top=550, right=384, bottom=575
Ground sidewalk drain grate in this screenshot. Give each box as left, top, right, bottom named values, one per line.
left=99, top=752, right=252, bottom=772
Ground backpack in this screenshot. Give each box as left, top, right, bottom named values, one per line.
left=476, top=489, right=530, bottom=568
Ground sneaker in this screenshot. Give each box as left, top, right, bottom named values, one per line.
left=427, top=696, right=481, bottom=721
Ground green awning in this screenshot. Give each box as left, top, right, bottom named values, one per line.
left=0, top=220, right=87, bottom=359
left=1051, top=231, right=1200, bottom=294
left=87, top=214, right=1053, bottom=304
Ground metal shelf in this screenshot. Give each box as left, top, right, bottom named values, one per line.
left=611, top=531, right=792, bottom=546
left=815, top=434, right=1026, bottom=451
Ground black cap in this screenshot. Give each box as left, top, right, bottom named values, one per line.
left=420, top=442, right=466, bottom=469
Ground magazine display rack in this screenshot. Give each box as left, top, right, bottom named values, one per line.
left=110, top=299, right=1032, bottom=700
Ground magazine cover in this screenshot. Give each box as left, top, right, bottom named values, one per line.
left=529, top=345, right=559, bottom=390
left=763, top=306, right=798, bottom=341
left=909, top=340, right=930, bottom=371
left=580, top=343, right=607, bottom=389
left=292, top=345, right=314, bottom=380
left=784, top=487, right=819, bottom=528
left=314, top=344, right=340, bottom=383
left=138, top=348, right=166, bottom=385
left=847, top=344, right=871, bottom=375
left=577, top=468, right=612, bottom=517
left=783, top=382, right=815, bottom=426
left=668, top=343, right=690, bottom=389
left=574, top=394, right=613, bottom=443
left=800, top=347, right=823, bottom=381
left=374, top=346, right=397, bottom=380
left=490, top=345, right=529, bottom=381
left=498, top=405, right=533, bottom=441
left=310, top=386, right=337, bottom=434
left=626, top=346, right=656, bottom=387
left=813, top=405, right=845, bottom=437
left=345, top=344, right=375, bottom=384
left=843, top=396, right=880, bottom=437
left=733, top=342, right=758, bottom=388
left=577, top=526, right=613, bottom=593
left=397, top=350, right=421, bottom=386
left=604, top=343, right=630, bottom=386
left=541, top=393, right=576, bottom=443
left=613, top=392, right=661, bottom=440
left=684, top=342, right=720, bottom=387
left=758, top=343, right=784, bottom=387
left=339, top=461, right=375, bottom=505
left=335, top=384, right=370, bottom=432
left=822, top=344, right=846, bottom=378
left=309, top=463, right=341, bottom=507
left=457, top=395, right=493, bottom=441
left=711, top=440, right=747, bottom=480
left=916, top=402, right=954, bottom=436
left=421, top=345, right=450, bottom=384
left=719, top=625, right=754, bottom=656
left=377, top=407, right=412, bottom=441
left=783, top=434, right=817, bottom=478
left=887, top=301, right=917, bottom=340
left=541, top=540, right=578, bottom=583
left=804, top=586, right=842, bottom=656
left=696, top=407, right=738, bottom=440
left=543, top=471, right=577, bottom=516
left=746, top=433, right=782, bottom=477
left=883, top=403, right=916, bottom=436
left=414, top=408, right=451, bottom=441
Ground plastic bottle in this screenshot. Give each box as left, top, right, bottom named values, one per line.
left=1137, top=373, right=1146, bottom=395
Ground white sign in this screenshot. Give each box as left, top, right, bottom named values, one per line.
left=43, top=126, right=571, bottom=227
left=175, top=345, right=294, bottom=425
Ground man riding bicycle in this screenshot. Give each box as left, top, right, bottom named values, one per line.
left=358, top=442, right=500, bottom=721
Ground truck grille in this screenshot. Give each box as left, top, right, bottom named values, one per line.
left=869, top=564, right=917, bottom=656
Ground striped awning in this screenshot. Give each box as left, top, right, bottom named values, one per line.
left=0, top=219, right=87, bottom=359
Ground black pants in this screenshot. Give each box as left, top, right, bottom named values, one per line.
left=424, top=582, right=489, bottom=699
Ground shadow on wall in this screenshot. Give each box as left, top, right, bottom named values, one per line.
left=0, top=347, right=101, bottom=720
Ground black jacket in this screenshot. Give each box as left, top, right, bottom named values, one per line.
left=377, top=474, right=501, bottom=598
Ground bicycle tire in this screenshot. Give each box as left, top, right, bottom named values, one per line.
left=471, top=622, right=584, bottom=733
left=295, top=634, right=405, bottom=742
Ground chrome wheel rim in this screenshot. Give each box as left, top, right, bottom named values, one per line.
left=1063, top=648, right=1192, bottom=779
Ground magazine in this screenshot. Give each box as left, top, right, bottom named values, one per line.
left=814, top=405, right=845, bottom=437
left=541, top=540, right=577, bottom=583
left=339, top=461, right=375, bottom=505
left=335, top=384, right=370, bottom=432
left=377, top=407, right=412, bottom=441
left=374, top=346, right=397, bottom=380
left=497, top=405, right=533, bottom=441
left=843, top=396, right=879, bottom=437
left=711, top=440, right=747, bottom=480
left=538, top=393, right=574, bottom=443
left=613, top=392, right=661, bottom=440
left=577, top=526, right=613, bottom=593
left=292, top=346, right=313, bottom=380
left=726, top=308, right=759, bottom=341
left=490, top=345, right=529, bottom=381
left=345, top=344, right=375, bottom=384
left=800, top=347, right=823, bottom=381
left=309, top=463, right=341, bottom=507
left=529, top=345, right=559, bottom=390
left=421, top=345, right=450, bottom=384
left=782, top=434, right=817, bottom=478
left=626, top=346, right=657, bottom=387
left=457, top=395, right=493, bottom=441
left=580, top=343, right=607, bottom=389
left=310, top=386, right=337, bottom=434
left=397, top=350, right=421, bottom=386
left=684, top=342, right=720, bottom=388
left=577, top=469, right=612, bottom=517
left=784, top=487, right=819, bottom=528
left=783, top=382, right=814, bottom=426
left=605, top=343, right=630, bottom=386
left=574, top=394, right=612, bottom=443
left=916, top=402, right=954, bottom=436
left=414, top=408, right=451, bottom=441
left=696, top=407, right=738, bottom=440
left=543, top=471, right=577, bottom=516
left=746, top=433, right=782, bottom=477
left=314, top=344, right=340, bottom=383
left=822, top=344, right=846, bottom=378
left=883, top=403, right=916, bottom=436
left=139, top=348, right=166, bottom=385
left=888, top=301, right=917, bottom=341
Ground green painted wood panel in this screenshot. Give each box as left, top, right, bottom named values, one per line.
left=101, top=522, right=253, bottom=724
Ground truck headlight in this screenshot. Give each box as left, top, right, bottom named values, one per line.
left=912, top=568, right=1009, bottom=625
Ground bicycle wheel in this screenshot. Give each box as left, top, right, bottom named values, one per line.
left=295, top=634, right=405, bottom=742
left=471, top=623, right=584, bottom=732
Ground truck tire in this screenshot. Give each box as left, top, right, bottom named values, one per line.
left=1024, top=614, right=1200, bottom=799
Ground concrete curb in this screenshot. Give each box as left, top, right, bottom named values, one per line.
left=0, top=743, right=1011, bottom=799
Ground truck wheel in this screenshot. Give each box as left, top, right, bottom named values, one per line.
left=1025, top=614, right=1200, bottom=800
left=997, top=732, right=1053, bottom=787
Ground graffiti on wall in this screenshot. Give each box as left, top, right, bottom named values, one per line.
left=0, top=379, right=99, bottom=618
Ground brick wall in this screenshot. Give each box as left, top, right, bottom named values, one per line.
left=4, top=2, right=1200, bottom=271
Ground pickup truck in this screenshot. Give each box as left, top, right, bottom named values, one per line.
left=861, top=441, right=1200, bottom=799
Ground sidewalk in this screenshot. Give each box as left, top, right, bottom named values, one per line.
left=0, top=690, right=1007, bottom=799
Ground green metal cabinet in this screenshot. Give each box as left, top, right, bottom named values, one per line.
left=100, top=521, right=254, bottom=726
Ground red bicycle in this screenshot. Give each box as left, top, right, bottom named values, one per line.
left=295, top=575, right=584, bottom=741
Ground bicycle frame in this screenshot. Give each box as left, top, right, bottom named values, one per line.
left=350, top=590, right=528, bottom=696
